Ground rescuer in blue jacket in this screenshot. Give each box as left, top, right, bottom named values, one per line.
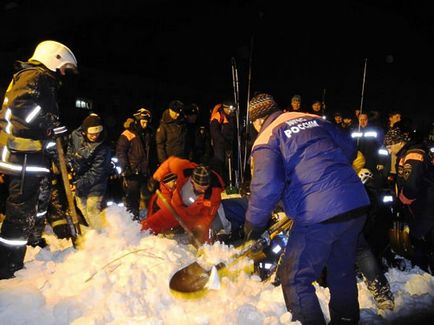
left=243, top=93, right=370, bottom=325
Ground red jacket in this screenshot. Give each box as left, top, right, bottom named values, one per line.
left=141, top=156, right=224, bottom=243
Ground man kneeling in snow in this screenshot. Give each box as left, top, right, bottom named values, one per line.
left=141, top=157, right=229, bottom=243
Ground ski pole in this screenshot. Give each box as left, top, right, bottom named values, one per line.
left=231, top=57, right=243, bottom=188
left=243, top=35, right=254, bottom=175
left=358, top=58, right=368, bottom=131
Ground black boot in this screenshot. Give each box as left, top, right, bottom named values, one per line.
left=0, top=244, right=26, bottom=280
left=367, top=277, right=395, bottom=310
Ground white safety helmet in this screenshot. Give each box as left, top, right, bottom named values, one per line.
left=29, top=40, right=77, bottom=72
left=358, top=168, right=373, bottom=184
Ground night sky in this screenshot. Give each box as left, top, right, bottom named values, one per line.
left=1, top=0, right=433, bottom=138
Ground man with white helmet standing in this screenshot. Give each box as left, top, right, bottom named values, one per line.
left=0, top=40, right=78, bottom=279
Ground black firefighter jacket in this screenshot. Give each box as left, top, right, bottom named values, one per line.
left=0, top=62, right=62, bottom=176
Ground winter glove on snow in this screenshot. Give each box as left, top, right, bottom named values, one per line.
left=52, top=221, right=72, bottom=239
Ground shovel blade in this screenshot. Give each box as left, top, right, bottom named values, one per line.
left=169, top=262, right=212, bottom=293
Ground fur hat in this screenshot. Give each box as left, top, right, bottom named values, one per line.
left=248, top=93, right=279, bottom=122
left=82, top=113, right=103, bottom=134
left=192, top=166, right=210, bottom=186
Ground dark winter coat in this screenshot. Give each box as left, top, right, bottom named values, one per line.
left=186, top=124, right=212, bottom=164
left=66, top=127, right=111, bottom=197
left=116, top=121, right=153, bottom=176
left=396, top=142, right=434, bottom=238
left=0, top=62, right=62, bottom=176
left=246, top=111, right=370, bottom=228
left=156, top=109, right=187, bottom=163
left=210, top=104, right=235, bottom=163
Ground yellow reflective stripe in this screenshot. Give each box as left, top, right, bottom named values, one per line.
left=51, top=219, right=67, bottom=227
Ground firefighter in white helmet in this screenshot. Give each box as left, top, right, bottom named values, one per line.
left=0, top=40, right=78, bottom=279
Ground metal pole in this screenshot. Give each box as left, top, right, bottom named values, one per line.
left=231, top=57, right=243, bottom=188
left=321, top=88, right=326, bottom=117
left=358, top=58, right=368, bottom=132
left=243, top=35, right=254, bottom=176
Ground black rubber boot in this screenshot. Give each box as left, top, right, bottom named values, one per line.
left=0, top=244, right=26, bottom=280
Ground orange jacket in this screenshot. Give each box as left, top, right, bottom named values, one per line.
left=210, top=104, right=229, bottom=125
left=141, top=156, right=225, bottom=243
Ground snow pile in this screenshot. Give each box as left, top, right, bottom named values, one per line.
left=0, top=205, right=433, bottom=324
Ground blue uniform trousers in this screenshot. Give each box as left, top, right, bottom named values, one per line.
left=279, top=214, right=366, bottom=325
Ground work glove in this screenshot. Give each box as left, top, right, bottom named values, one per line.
left=243, top=221, right=266, bottom=242
left=52, top=221, right=72, bottom=239
left=47, top=125, right=68, bottom=139
left=147, top=177, right=159, bottom=193
left=243, top=221, right=269, bottom=259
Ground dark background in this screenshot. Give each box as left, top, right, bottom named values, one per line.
left=1, top=0, right=433, bottom=141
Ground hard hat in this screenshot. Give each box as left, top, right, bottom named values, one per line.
left=29, top=40, right=77, bottom=72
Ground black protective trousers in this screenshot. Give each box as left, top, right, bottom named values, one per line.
left=123, top=174, right=146, bottom=220
left=0, top=174, right=43, bottom=277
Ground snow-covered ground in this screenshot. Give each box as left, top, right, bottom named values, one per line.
left=1, top=206, right=434, bottom=324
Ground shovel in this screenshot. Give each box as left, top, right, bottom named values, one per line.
left=169, top=215, right=293, bottom=293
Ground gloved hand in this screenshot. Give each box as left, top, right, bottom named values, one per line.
left=243, top=221, right=265, bottom=242
left=147, top=177, right=159, bottom=193
left=244, top=221, right=269, bottom=259
left=52, top=222, right=72, bottom=239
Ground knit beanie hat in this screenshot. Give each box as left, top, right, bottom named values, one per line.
left=248, top=93, right=279, bottom=122
left=82, top=113, right=103, bottom=134
left=192, top=166, right=210, bottom=186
